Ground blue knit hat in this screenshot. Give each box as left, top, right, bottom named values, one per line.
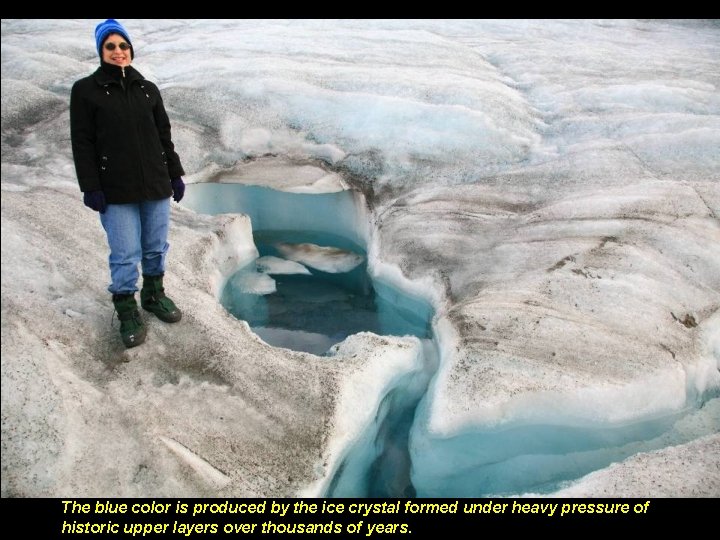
left=95, top=19, right=133, bottom=59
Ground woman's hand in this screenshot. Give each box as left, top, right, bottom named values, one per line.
left=171, top=177, right=185, bottom=203
left=83, top=190, right=107, bottom=213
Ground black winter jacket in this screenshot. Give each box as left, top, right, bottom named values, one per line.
left=70, top=62, right=185, bottom=204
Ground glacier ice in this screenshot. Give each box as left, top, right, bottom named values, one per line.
left=1, top=18, right=719, bottom=497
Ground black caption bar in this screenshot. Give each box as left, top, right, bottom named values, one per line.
left=1, top=497, right=708, bottom=538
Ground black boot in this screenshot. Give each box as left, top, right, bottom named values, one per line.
left=140, top=274, right=182, bottom=323
left=112, top=293, right=147, bottom=348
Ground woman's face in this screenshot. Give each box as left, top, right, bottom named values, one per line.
left=102, top=33, right=132, bottom=67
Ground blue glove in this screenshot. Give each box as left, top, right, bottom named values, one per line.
left=83, top=190, right=107, bottom=213
left=171, top=177, right=185, bottom=203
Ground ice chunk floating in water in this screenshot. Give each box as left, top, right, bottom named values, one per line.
left=256, top=256, right=311, bottom=275
left=276, top=242, right=364, bottom=273
left=183, top=183, right=434, bottom=355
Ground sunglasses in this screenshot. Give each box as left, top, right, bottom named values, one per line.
left=104, top=42, right=131, bottom=51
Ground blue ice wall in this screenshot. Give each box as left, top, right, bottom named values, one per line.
left=183, top=183, right=365, bottom=246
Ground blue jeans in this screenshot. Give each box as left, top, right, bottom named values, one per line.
left=100, top=198, right=171, bottom=295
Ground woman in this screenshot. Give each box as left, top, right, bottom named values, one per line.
left=70, top=19, right=185, bottom=348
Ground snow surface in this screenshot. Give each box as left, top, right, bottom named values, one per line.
left=2, top=19, right=719, bottom=497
